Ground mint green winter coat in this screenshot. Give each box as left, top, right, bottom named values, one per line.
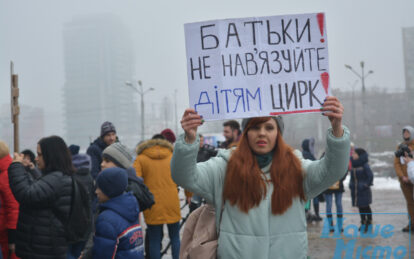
left=171, top=127, right=350, bottom=259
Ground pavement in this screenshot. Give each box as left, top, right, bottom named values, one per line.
left=308, top=189, right=413, bottom=259
left=151, top=188, right=413, bottom=258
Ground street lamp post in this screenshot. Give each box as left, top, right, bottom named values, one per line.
left=125, top=80, right=154, bottom=141
left=345, top=62, right=373, bottom=93
left=345, top=62, right=374, bottom=146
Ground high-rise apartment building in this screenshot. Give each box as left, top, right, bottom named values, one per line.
left=63, top=14, right=139, bottom=148
left=403, top=27, right=414, bottom=92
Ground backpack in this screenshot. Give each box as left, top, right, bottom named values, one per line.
left=127, top=179, right=155, bottom=211
left=179, top=203, right=224, bottom=259
left=55, top=175, right=92, bottom=244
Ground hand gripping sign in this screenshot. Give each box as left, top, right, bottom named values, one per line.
left=185, top=13, right=330, bottom=121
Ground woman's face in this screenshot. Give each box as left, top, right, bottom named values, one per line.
left=247, top=119, right=278, bottom=155
left=35, top=144, right=45, bottom=170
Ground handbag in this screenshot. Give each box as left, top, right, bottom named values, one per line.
left=180, top=203, right=224, bottom=259
left=127, top=179, right=155, bottom=211
left=328, top=181, right=340, bottom=190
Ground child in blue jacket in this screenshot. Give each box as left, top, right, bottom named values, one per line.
left=93, top=167, right=144, bottom=259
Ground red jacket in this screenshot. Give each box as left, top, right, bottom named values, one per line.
left=0, top=155, right=19, bottom=238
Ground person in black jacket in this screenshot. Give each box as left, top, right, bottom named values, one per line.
left=87, top=121, right=117, bottom=180
left=67, top=145, right=94, bottom=259
left=8, top=136, right=74, bottom=259
left=350, top=148, right=374, bottom=233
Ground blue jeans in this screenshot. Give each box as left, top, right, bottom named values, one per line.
left=325, top=192, right=344, bottom=232
left=325, top=192, right=343, bottom=216
left=147, top=222, right=180, bottom=259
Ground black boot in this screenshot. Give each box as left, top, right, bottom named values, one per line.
left=313, top=203, right=322, bottom=221
left=327, top=215, right=335, bottom=232
left=359, top=219, right=366, bottom=232
left=364, top=219, right=372, bottom=233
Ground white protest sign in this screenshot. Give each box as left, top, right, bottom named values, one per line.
left=184, top=13, right=330, bottom=120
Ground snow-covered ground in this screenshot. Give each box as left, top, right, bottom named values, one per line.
left=343, top=176, right=400, bottom=190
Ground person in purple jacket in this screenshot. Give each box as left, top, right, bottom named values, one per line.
left=93, top=167, right=144, bottom=259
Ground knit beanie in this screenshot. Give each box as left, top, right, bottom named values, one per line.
left=0, top=141, right=10, bottom=159
left=101, top=121, right=116, bottom=138
left=102, top=143, right=133, bottom=169
left=161, top=128, right=176, bottom=144
left=96, top=167, right=128, bottom=198
left=68, top=145, right=80, bottom=155
left=241, top=116, right=284, bottom=135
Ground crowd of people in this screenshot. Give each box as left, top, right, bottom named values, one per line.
left=0, top=96, right=414, bottom=258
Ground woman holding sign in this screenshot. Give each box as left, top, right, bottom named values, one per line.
left=171, top=96, right=350, bottom=258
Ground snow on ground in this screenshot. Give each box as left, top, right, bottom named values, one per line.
left=343, top=176, right=400, bottom=190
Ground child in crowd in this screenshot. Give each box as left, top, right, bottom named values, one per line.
left=93, top=167, right=144, bottom=259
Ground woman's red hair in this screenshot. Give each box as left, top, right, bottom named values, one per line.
left=222, top=117, right=305, bottom=214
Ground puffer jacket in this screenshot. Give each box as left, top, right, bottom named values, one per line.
left=87, top=137, right=108, bottom=179
left=133, top=139, right=181, bottom=225
left=350, top=151, right=373, bottom=207
left=8, top=162, right=72, bottom=259
left=0, top=155, right=19, bottom=257
left=93, top=192, right=143, bottom=259
left=394, top=126, right=414, bottom=181
left=171, top=127, right=350, bottom=259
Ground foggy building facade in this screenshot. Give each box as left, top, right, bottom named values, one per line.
left=0, top=104, right=45, bottom=153
left=403, top=27, right=414, bottom=122
left=63, top=14, right=139, bottom=149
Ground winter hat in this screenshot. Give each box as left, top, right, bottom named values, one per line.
left=161, top=128, right=176, bottom=144
left=68, top=145, right=80, bottom=155
left=96, top=167, right=128, bottom=198
left=102, top=143, right=133, bottom=169
left=241, top=116, right=284, bottom=135
left=354, top=148, right=367, bottom=157
left=0, top=141, right=10, bottom=159
left=100, top=121, right=116, bottom=138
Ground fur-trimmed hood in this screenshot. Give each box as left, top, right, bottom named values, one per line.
left=136, top=139, right=173, bottom=159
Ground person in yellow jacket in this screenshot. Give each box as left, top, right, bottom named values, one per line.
left=133, top=134, right=181, bottom=259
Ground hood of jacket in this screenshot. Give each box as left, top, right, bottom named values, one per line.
left=402, top=126, right=414, bottom=142
left=100, top=192, right=139, bottom=223
left=72, top=154, right=91, bottom=170
left=301, top=138, right=315, bottom=154
left=351, top=151, right=368, bottom=168
left=136, top=139, right=174, bottom=160
left=302, top=139, right=310, bottom=152
left=0, top=155, right=12, bottom=172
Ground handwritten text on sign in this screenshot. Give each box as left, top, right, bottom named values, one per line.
left=185, top=13, right=330, bottom=120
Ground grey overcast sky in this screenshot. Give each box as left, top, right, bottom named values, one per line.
left=1, top=0, right=413, bottom=136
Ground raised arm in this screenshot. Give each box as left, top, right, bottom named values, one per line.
left=171, top=109, right=226, bottom=204
left=302, top=96, right=351, bottom=199
left=8, top=162, right=63, bottom=208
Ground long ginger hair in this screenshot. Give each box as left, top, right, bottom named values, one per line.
left=222, top=117, right=305, bottom=215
